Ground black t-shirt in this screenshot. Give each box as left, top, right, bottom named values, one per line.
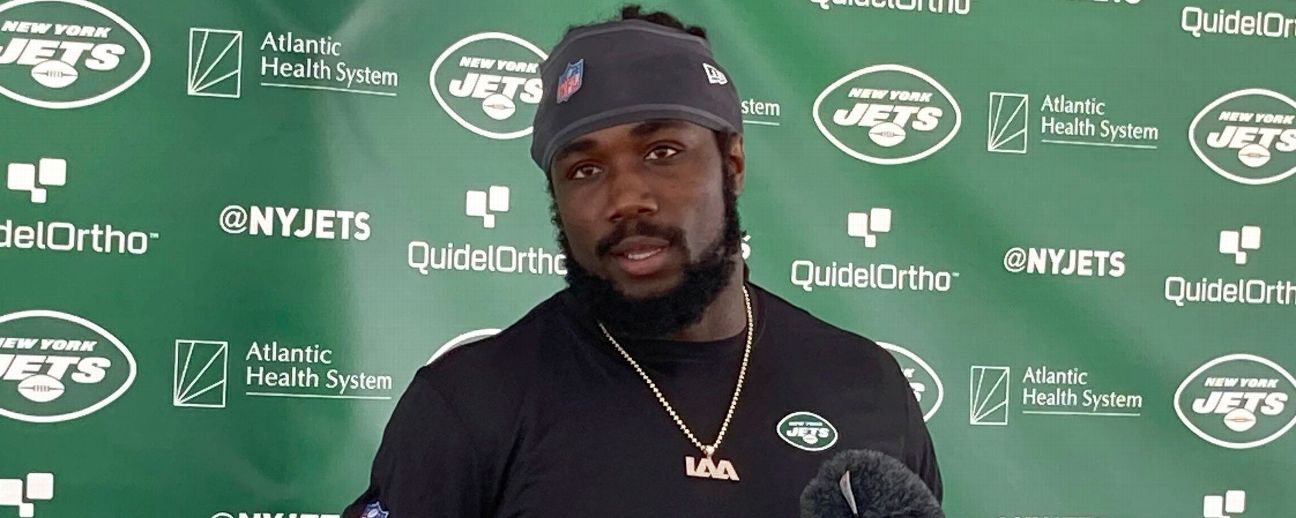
left=345, top=284, right=941, bottom=517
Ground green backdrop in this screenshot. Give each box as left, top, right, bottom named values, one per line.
left=2, top=0, right=1294, bottom=516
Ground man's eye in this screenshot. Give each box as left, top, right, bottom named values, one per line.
left=571, top=164, right=602, bottom=179
left=646, top=146, right=680, bottom=161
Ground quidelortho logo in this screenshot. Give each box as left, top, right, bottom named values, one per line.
left=776, top=411, right=839, bottom=451
left=1204, top=490, right=1246, bottom=518
left=3, top=157, right=159, bottom=255
left=1164, top=226, right=1295, bottom=308
left=219, top=205, right=371, bottom=241
left=1002, top=247, right=1126, bottom=278
left=175, top=338, right=395, bottom=406
left=789, top=209, right=959, bottom=293
left=6, top=156, right=62, bottom=203
left=847, top=208, right=890, bottom=248
left=429, top=32, right=546, bottom=139
left=813, top=64, right=961, bottom=165
left=807, top=0, right=970, bottom=15
left=0, top=472, right=53, bottom=517
left=0, top=0, right=149, bottom=109
left=1181, top=5, right=1296, bottom=40
left=1190, top=89, right=1296, bottom=186
left=1175, top=354, right=1296, bottom=449
left=0, top=310, right=136, bottom=423
left=1219, top=226, right=1261, bottom=265
left=466, top=185, right=509, bottom=228
left=408, top=185, right=566, bottom=277
left=989, top=92, right=1160, bottom=153
left=879, top=342, right=943, bottom=421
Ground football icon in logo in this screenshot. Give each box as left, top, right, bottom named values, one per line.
left=17, top=374, right=66, bottom=403
left=868, top=122, right=907, bottom=148
left=1237, top=143, right=1271, bottom=168
left=482, top=93, right=516, bottom=120
left=31, top=60, right=79, bottom=89
left=1223, top=408, right=1257, bottom=432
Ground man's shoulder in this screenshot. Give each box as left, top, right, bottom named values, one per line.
left=757, top=284, right=888, bottom=354
left=421, top=289, right=574, bottom=369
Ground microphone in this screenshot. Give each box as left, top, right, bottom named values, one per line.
left=800, top=449, right=944, bottom=518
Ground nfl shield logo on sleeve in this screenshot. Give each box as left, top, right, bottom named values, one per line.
left=362, top=501, right=389, bottom=518
left=556, top=59, right=584, bottom=103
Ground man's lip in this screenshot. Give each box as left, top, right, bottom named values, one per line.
left=607, top=236, right=671, bottom=257
left=611, top=245, right=673, bottom=277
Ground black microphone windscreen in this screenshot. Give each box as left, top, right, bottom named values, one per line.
left=799, top=449, right=943, bottom=518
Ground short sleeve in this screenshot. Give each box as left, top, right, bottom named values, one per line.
left=902, top=386, right=943, bottom=504
left=344, top=375, right=493, bottom=518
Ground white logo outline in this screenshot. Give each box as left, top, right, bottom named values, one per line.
left=879, top=342, right=944, bottom=422
left=1189, top=88, right=1296, bottom=186
left=428, top=32, right=548, bottom=140
left=812, top=64, right=963, bottom=165
left=186, top=28, right=242, bottom=99
left=0, top=0, right=152, bottom=109
left=0, top=309, right=137, bottom=423
left=1174, top=353, right=1296, bottom=450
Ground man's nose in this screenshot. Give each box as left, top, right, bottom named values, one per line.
left=604, top=166, right=658, bottom=224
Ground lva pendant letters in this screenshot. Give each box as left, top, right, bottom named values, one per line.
left=684, top=456, right=740, bottom=482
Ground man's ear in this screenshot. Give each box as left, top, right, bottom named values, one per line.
left=727, top=134, right=746, bottom=194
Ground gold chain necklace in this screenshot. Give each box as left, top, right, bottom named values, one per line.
left=596, top=284, right=753, bottom=482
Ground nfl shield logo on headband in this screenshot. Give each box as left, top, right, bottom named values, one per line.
left=556, top=59, right=584, bottom=103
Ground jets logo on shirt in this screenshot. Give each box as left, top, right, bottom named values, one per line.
left=777, top=411, right=839, bottom=451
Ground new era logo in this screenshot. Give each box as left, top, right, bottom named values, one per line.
left=6, top=158, right=66, bottom=204
left=703, top=63, right=727, bottom=85
left=1203, top=490, right=1246, bottom=518
left=847, top=208, right=891, bottom=248
left=0, top=473, right=54, bottom=518
left=466, top=186, right=510, bottom=228
left=188, top=28, right=243, bottom=98
left=1219, top=226, right=1261, bottom=265
left=988, top=92, right=1028, bottom=154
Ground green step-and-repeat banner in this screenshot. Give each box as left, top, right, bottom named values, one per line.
left=2, top=0, right=1294, bottom=516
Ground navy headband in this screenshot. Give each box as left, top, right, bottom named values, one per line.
left=530, top=19, right=743, bottom=171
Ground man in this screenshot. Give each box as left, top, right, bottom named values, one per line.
left=346, top=6, right=941, bottom=517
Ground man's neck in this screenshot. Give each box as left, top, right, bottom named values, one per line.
left=667, top=257, right=750, bottom=342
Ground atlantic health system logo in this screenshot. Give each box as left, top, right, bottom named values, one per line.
left=186, top=27, right=400, bottom=99
left=186, top=28, right=242, bottom=98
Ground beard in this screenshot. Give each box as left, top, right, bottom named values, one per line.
left=553, top=173, right=743, bottom=339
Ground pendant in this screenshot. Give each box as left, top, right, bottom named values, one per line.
left=685, top=455, right=740, bottom=481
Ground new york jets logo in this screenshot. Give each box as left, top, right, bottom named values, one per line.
left=777, top=411, right=838, bottom=451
